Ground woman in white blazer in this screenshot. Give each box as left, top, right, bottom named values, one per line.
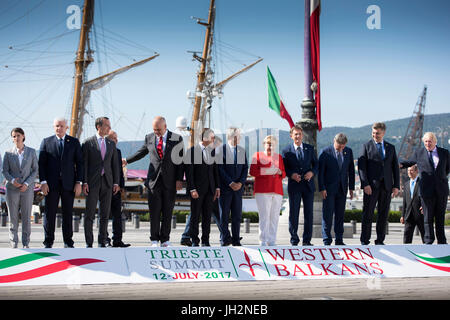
left=2, top=128, right=38, bottom=248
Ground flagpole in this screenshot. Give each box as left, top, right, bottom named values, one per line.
left=299, top=0, right=318, bottom=148
left=304, top=0, right=313, bottom=101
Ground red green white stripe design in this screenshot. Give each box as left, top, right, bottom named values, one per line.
left=0, top=252, right=104, bottom=283
left=267, top=66, right=295, bottom=128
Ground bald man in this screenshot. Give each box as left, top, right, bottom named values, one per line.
left=124, top=116, right=184, bottom=247
left=401, top=132, right=449, bottom=244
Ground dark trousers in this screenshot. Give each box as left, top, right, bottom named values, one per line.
left=288, top=189, right=314, bottom=245
left=360, top=183, right=392, bottom=244
left=85, top=176, right=112, bottom=246
left=421, top=195, right=448, bottom=244
left=147, top=179, right=176, bottom=243
left=219, top=189, right=243, bottom=245
left=43, top=180, right=75, bottom=247
left=321, top=191, right=346, bottom=245
left=109, top=191, right=123, bottom=244
left=403, top=215, right=425, bottom=244
left=181, top=200, right=220, bottom=240
left=189, top=191, right=214, bottom=245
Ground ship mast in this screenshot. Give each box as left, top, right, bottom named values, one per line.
left=70, top=0, right=94, bottom=138
left=189, top=0, right=215, bottom=147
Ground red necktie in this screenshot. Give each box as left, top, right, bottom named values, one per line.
left=157, top=137, right=163, bottom=159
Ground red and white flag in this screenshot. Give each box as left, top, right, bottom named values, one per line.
left=310, top=0, right=321, bottom=131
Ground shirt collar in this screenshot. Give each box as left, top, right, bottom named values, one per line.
left=56, top=134, right=66, bottom=141
left=15, top=146, right=25, bottom=154
left=294, top=142, right=303, bottom=150
left=96, top=133, right=105, bottom=140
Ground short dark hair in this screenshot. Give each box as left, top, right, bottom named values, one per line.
left=95, top=117, right=109, bottom=130
left=11, top=127, right=25, bottom=142
left=372, top=122, right=386, bottom=131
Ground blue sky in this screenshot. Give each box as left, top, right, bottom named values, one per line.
left=0, top=0, right=449, bottom=150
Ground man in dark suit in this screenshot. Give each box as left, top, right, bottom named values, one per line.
left=217, top=127, right=248, bottom=246
left=400, top=165, right=425, bottom=244
left=185, top=128, right=220, bottom=247
left=106, top=130, right=130, bottom=248
left=82, top=117, right=120, bottom=248
left=39, top=118, right=83, bottom=248
left=358, top=122, right=400, bottom=245
left=318, top=133, right=355, bottom=246
left=282, top=124, right=318, bottom=246
left=400, top=132, right=449, bottom=244
left=124, top=116, right=184, bottom=247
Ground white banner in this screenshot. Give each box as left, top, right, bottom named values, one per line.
left=0, top=245, right=449, bottom=286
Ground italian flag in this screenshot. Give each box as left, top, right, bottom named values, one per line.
left=267, top=66, right=295, bottom=128
left=310, top=0, right=322, bottom=131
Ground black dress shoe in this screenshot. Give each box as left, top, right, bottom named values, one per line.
left=201, top=242, right=211, bottom=247
left=302, top=242, right=314, bottom=246
left=221, top=240, right=232, bottom=246
left=44, top=244, right=52, bottom=249
left=361, top=242, right=370, bottom=245
left=113, top=241, right=131, bottom=248
left=232, top=242, right=242, bottom=246
left=99, top=243, right=112, bottom=248
left=86, top=245, right=93, bottom=248
left=180, top=238, right=192, bottom=246
left=375, top=241, right=385, bottom=245
left=334, top=241, right=346, bottom=246
left=64, top=244, right=74, bottom=248
left=191, top=243, right=199, bottom=247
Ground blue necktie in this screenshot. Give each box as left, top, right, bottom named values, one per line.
left=410, top=179, right=415, bottom=198
left=377, top=142, right=384, bottom=160
left=337, top=151, right=343, bottom=170
left=58, top=138, right=64, bottom=159
left=297, top=146, right=303, bottom=161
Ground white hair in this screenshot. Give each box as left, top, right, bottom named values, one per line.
left=226, top=127, right=241, bottom=141
left=422, top=132, right=437, bottom=143
left=53, top=117, right=67, bottom=125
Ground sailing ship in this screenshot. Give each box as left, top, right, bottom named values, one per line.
left=0, top=0, right=262, bottom=215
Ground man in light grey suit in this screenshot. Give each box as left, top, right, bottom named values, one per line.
left=82, top=117, right=120, bottom=248
left=2, top=128, right=38, bottom=248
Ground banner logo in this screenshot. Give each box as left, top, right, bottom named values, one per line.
left=238, top=250, right=262, bottom=277
left=409, top=251, right=450, bottom=273
left=0, top=252, right=104, bottom=283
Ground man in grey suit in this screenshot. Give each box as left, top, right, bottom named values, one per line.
left=123, top=116, right=184, bottom=247
left=82, top=117, right=120, bottom=248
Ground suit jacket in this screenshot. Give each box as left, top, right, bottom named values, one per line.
left=126, top=130, right=184, bottom=191
left=217, top=144, right=248, bottom=193
left=358, top=139, right=400, bottom=191
left=185, top=144, right=220, bottom=195
left=401, top=146, right=449, bottom=198
left=82, top=135, right=119, bottom=189
left=2, top=146, right=38, bottom=190
left=117, top=148, right=125, bottom=189
left=282, top=143, right=318, bottom=193
left=318, top=145, right=355, bottom=195
left=38, top=135, right=83, bottom=191
left=402, top=177, right=422, bottom=221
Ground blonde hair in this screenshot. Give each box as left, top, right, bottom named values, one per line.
left=422, top=132, right=437, bottom=143
left=263, top=135, right=277, bottom=145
